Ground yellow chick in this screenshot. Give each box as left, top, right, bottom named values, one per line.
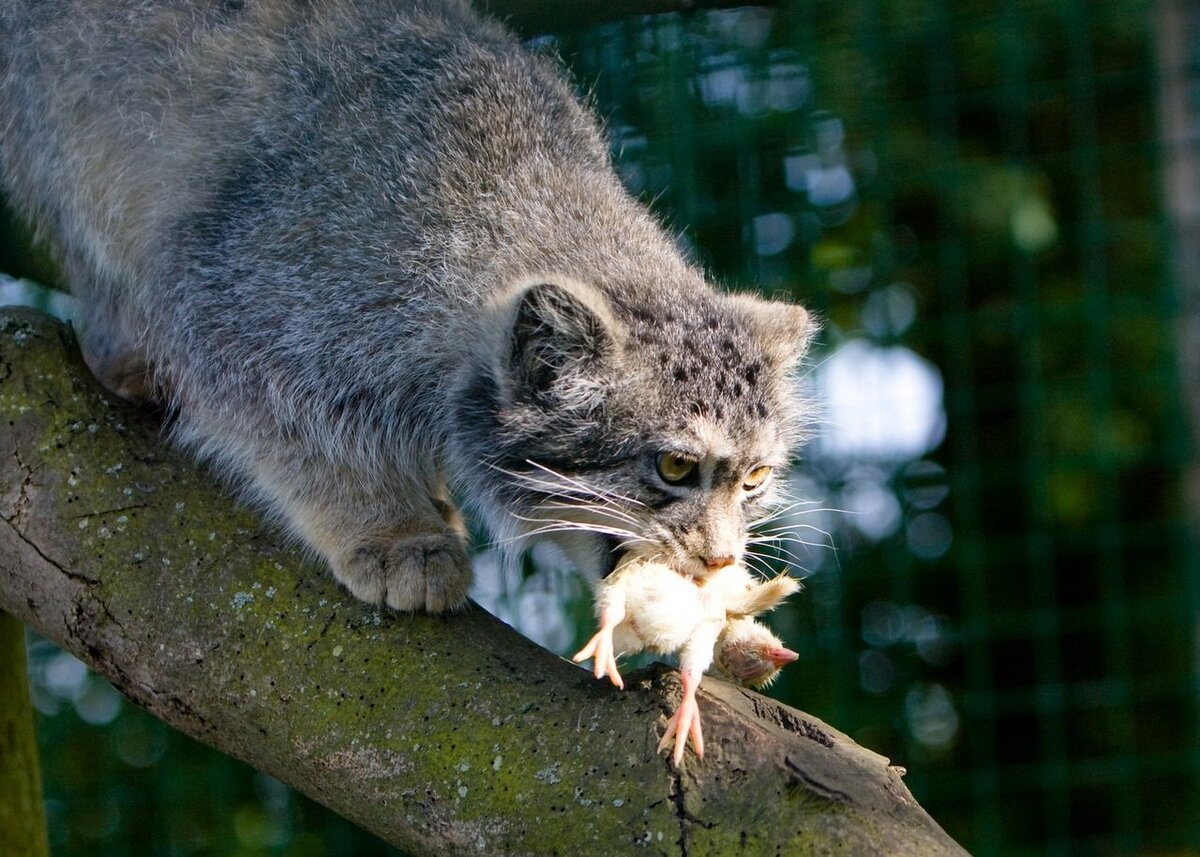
left=572, top=553, right=798, bottom=765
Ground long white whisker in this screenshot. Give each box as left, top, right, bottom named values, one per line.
left=508, top=509, right=641, bottom=535
left=757, top=529, right=838, bottom=549
left=486, top=466, right=609, bottom=504
left=740, top=552, right=776, bottom=579
left=749, top=530, right=833, bottom=546
left=744, top=548, right=816, bottom=578
left=751, top=541, right=827, bottom=568
left=749, top=499, right=827, bottom=526
left=613, top=535, right=658, bottom=554
left=756, top=507, right=851, bottom=524
left=507, top=516, right=642, bottom=541
left=753, top=521, right=838, bottom=541
left=523, top=460, right=647, bottom=508
left=535, top=500, right=643, bottom=527
left=489, top=520, right=644, bottom=547
left=484, top=464, right=653, bottom=538
left=754, top=525, right=836, bottom=539
left=750, top=504, right=848, bottom=528
left=749, top=537, right=836, bottom=560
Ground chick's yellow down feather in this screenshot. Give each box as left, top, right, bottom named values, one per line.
left=572, top=553, right=800, bottom=765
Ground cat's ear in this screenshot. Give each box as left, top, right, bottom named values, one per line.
left=730, top=294, right=818, bottom=369
left=504, top=278, right=622, bottom=404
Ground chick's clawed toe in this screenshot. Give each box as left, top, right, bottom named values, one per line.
left=572, top=625, right=625, bottom=690
left=658, top=668, right=704, bottom=766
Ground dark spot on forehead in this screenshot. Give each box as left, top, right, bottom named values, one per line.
left=744, top=362, right=761, bottom=385
left=712, top=458, right=740, bottom=483
left=720, top=338, right=735, bottom=353
left=674, top=367, right=688, bottom=382
left=754, top=402, right=768, bottom=419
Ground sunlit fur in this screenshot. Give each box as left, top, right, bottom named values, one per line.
left=0, top=0, right=816, bottom=609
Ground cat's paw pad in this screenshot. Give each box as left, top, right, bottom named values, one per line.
left=336, top=533, right=472, bottom=613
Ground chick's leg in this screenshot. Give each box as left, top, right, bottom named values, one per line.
left=572, top=602, right=627, bottom=689
left=658, top=665, right=704, bottom=765
left=658, top=620, right=721, bottom=765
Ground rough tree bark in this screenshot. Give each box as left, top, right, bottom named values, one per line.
left=0, top=308, right=966, bottom=856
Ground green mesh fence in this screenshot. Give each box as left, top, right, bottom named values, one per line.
left=6, top=1, right=1198, bottom=854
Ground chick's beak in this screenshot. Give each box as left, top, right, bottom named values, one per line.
left=764, top=646, right=800, bottom=668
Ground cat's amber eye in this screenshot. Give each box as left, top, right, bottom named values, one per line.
left=743, top=465, right=773, bottom=490
left=656, top=451, right=698, bottom=484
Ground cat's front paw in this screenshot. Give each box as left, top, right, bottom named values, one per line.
left=334, top=532, right=472, bottom=613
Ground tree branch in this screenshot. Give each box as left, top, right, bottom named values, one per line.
left=0, top=308, right=965, bottom=856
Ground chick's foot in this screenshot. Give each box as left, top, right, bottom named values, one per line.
left=572, top=606, right=625, bottom=689
left=658, top=667, right=704, bottom=766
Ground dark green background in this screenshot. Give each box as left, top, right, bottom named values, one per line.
left=4, top=0, right=1198, bottom=854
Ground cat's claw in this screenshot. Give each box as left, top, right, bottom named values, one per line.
left=658, top=669, right=703, bottom=766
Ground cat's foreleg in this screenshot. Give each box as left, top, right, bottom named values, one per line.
left=251, top=456, right=473, bottom=613
left=330, top=522, right=473, bottom=613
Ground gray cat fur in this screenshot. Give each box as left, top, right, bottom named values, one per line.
left=0, top=0, right=815, bottom=611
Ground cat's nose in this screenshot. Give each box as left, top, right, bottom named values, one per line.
left=702, top=554, right=736, bottom=571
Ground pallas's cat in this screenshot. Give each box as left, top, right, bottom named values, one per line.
left=0, top=0, right=815, bottom=610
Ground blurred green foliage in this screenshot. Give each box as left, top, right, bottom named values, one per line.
left=5, top=0, right=1198, bottom=854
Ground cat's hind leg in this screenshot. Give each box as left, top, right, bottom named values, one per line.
left=67, top=259, right=159, bottom=403
left=78, top=321, right=157, bottom=402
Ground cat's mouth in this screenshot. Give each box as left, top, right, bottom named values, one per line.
left=599, top=536, right=718, bottom=582
left=680, top=559, right=718, bottom=581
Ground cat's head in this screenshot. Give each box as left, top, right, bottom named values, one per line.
left=453, top=274, right=816, bottom=580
